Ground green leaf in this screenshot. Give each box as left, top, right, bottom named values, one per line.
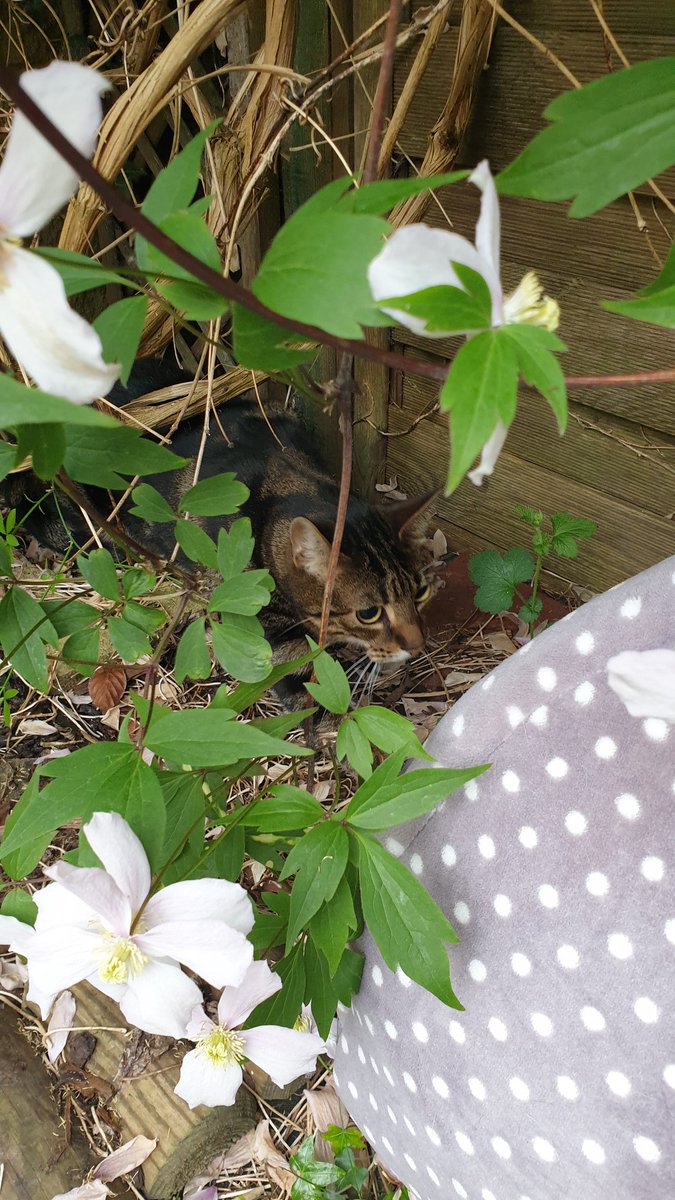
left=93, top=297, right=148, bottom=386
left=209, top=570, right=275, bottom=616
left=41, top=598, right=98, bottom=637
left=33, top=247, right=128, bottom=296
left=344, top=749, right=407, bottom=819
left=17, top=424, right=66, bottom=479
left=158, top=771, right=207, bottom=862
left=323, top=1126, right=365, bottom=1153
left=0, top=744, right=142, bottom=861
left=378, top=277, right=490, bottom=334
left=549, top=511, right=598, bottom=558
left=107, top=614, right=152, bottom=662
left=122, top=568, right=156, bottom=600
left=304, top=939, right=363, bottom=1039
left=0, top=888, right=38, bottom=925
left=118, top=761, right=165, bottom=871
left=62, top=626, right=100, bottom=677
left=283, top=822, right=350, bottom=948
left=246, top=942, right=306, bottom=1029
left=179, top=473, right=249, bottom=517
left=129, top=483, right=176, bottom=524
left=304, top=643, right=351, bottom=715
left=351, top=705, right=429, bottom=760
left=217, top=519, right=254, bottom=579
left=346, top=763, right=488, bottom=831
left=210, top=614, right=273, bottom=682
left=0, top=771, right=52, bottom=879
left=232, top=303, right=315, bottom=372
left=336, top=716, right=373, bottom=779
left=518, top=596, right=543, bottom=624
left=174, top=617, right=211, bottom=683
left=309, top=875, right=357, bottom=974
left=240, top=785, right=325, bottom=831
left=158, top=276, right=227, bottom=321
left=497, top=57, right=675, bottom=217
left=516, top=505, right=544, bottom=528
left=185, top=823, right=245, bottom=881
left=500, top=323, right=567, bottom=432
left=338, top=169, right=468, bottom=214
left=144, top=706, right=312, bottom=767
left=441, top=329, right=519, bottom=493
left=77, top=548, right=119, bottom=600
left=250, top=893, right=290, bottom=953
left=603, top=287, right=675, bottom=329
left=138, top=211, right=226, bottom=320
left=249, top=708, right=314, bottom=741
left=252, top=208, right=390, bottom=338
left=141, top=123, right=218, bottom=225
left=0, top=440, right=18, bottom=482
left=174, top=518, right=219, bottom=568
left=64, top=426, right=187, bottom=489
left=0, top=588, right=57, bottom=692
left=356, top=832, right=462, bottom=1008
left=225, top=649, right=317, bottom=712
left=468, top=547, right=535, bottom=614
left=0, top=375, right=116, bottom=430
left=122, top=600, right=165, bottom=634
left=290, top=1136, right=342, bottom=1187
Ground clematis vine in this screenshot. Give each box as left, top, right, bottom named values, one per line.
left=0, top=61, right=119, bottom=402
left=0, top=811, right=254, bottom=1038
left=368, top=160, right=560, bottom=485
left=175, top=959, right=326, bottom=1109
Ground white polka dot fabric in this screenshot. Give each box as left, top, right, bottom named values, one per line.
left=334, top=556, right=675, bottom=1199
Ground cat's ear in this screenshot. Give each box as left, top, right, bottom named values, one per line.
left=381, top=488, right=441, bottom=543
left=290, top=517, right=331, bottom=578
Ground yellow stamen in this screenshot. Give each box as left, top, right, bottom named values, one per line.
left=503, top=270, right=560, bottom=332
left=99, top=936, right=147, bottom=983
left=198, top=1026, right=246, bottom=1066
left=294, top=1014, right=311, bottom=1033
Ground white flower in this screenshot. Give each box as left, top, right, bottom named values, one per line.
left=0, top=61, right=119, bottom=403
left=0, top=811, right=254, bottom=1038
left=175, top=959, right=326, bottom=1109
left=607, top=649, right=675, bottom=723
left=368, top=160, right=559, bottom=485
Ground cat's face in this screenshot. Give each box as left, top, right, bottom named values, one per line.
left=287, top=493, right=441, bottom=668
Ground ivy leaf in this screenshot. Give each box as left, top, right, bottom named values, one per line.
left=174, top=617, right=211, bottom=683
left=210, top=614, right=273, bottom=682
left=129, top=483, right=176, bottom=524
left=346, top=763, right=488, bottom=831
left=77, top=548, right=119, bottom=600
left=232, top=303, right=316, bottom=372
left=356, top=831, right=461, bottom=1008
left=179, top=473, right=249, bottom=517
left=93, top=297, right=148, bottom=386
left=0, top=589, right=57, bottom=692
left=441, top=329, right=519, bottom=493
left=217, top=519, right=255, bottom=579
left=208, top=570, right=275, bottom=616
left=549, top=511, right=598, bottom=558
left=500, top=324, right=568, bottom=432
left=336, top=716, right=373, bottom=779
left=174, top=519, right=218, bottom=569
left=304, top=642, right=351, bottom=715
left=497, top=57, right=675, bottom=217
left=468, top=547, right=535, bottom=614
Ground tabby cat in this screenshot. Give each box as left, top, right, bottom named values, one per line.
left=7, top=359, right=443, bottom=710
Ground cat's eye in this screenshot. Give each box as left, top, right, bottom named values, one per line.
left=356, top=605, right=383, bottom=624
left=415, top=582, right=432, bottom=605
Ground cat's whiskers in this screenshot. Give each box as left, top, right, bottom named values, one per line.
left=350, top=657, right=376, bottom=703
left=345, top=653, right=370, bottom=681
left=363, top=660, right=382, bottom=704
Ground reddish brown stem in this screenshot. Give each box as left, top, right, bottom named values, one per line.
left=363, top=0, right=402, bottom=184
left=318, top=358, right=355, bottom=648
left=566, top=367, right=675, bottom=388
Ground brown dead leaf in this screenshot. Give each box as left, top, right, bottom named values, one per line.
left=57, top=1064, right=114, bottom=1101
left=485, top=631, right=518, bottom=656
left=187, top=1118, right=293, bottom=1195
left=304, top=1080, right=354, bottom=1162
left=114, top=1027, right=173, bottom=1084
left=67, top=1031, right=97, bottom=1070
left=89, top=665, right=128, bottom=713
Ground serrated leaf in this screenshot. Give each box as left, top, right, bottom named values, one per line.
left=336, top=716, right=373, bottom=778
left=77, top=548, right=119, bottom=600
left=232, top=303, right=316, bottom=372
left=309, top=875, right=357, bottom=974
left=210, top=614, right=273, bottom=682
left=174, top=518, right=218, bottom=568
left=497, top=57, right=675, bottom=217
left=209, top=570, right=275, bottom=616
left=144, top=706, right=311, bottom=767
left=441, top=329, right=519, bottom=493
left=217, top=519, right=254, bottom=579
left=346, top=763, right=488, bottom=831
left=107, top=615, right=151, bottom=662
left=93, top=297, right=148, bottom=386
left=500, top=323, right=567, bottom=432
left=179, top=473, right=249, bottom=517
left=174, top=617, right=211, bottom=683
left=0, top=589, right=57, bottom=691
left=284, top=822, right=350, bottom=948
left=240, top=785, right=324, bottom=831
left=468, top=547, right=535, bottom=614
left=518, top=596, right=543, bottom=624
left=351, top=705, right=429, bottom=759
left=129, top=483, right=176, bottom=524
left=304, top=643, right=351, bottom=715
left=356, top=832, right=461, bottom=1008
left=549, top=511, right=598, bottom=558
left=0, top=375, right=116, bottom=430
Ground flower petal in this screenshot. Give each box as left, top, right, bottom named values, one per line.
left=119, top=959, right=203, bottom=1038
left=242, top=1025, right=325, bottom=1087
left=93, top=1135, right=157, bottom=1181
left=143, top=878, right=254, bottom=936
left=26, top=926, right=101, bottom=1012
left=185, top=1005, right=216, bottom=1043
left=467, top=420, right=509, bottom=486
left=0, top=247, right=119, bottom=403
left=34, top=880, right=99, bottom=931
left=51, top=1182, right=109, bottom=1200
left=174, top=1047, right=243, bottom=1109
left=0, top=61, right=109, bottom=236
left=607, top=649, right=675, bottom=722
left=135, top=920, right=253, bottom=989
left=470, top=159, right=502, bottom=321
left=217, top=959, right=281, bottom=1030
left=368, top=224, right=494, bottom=337
left=0, top=913, right=35, bottom=955
left=45, top=989, right=76, bottom=1062
left=82, top=812, right=151, bottom=919
left=44, top=862, right=131, bottom=937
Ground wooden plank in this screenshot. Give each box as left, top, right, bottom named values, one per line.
left=396, top=373, right=675, bottom=518
left=386, top=421, right=675, bottom=592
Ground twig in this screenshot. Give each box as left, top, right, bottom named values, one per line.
left=565, top=366, right=675, bottom=388
left=364, top=0, right=401, bottom=183
left=318, top=357, right=355, bottom=649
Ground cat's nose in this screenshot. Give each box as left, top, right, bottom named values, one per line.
left=395, top=622, right=425, bottom=657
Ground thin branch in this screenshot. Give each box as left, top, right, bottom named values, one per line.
left=318, top=358, right=355, bottom=649
left=565, top=366, right=675, bottom=388
left=364, top=0, right=401, bottom=183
